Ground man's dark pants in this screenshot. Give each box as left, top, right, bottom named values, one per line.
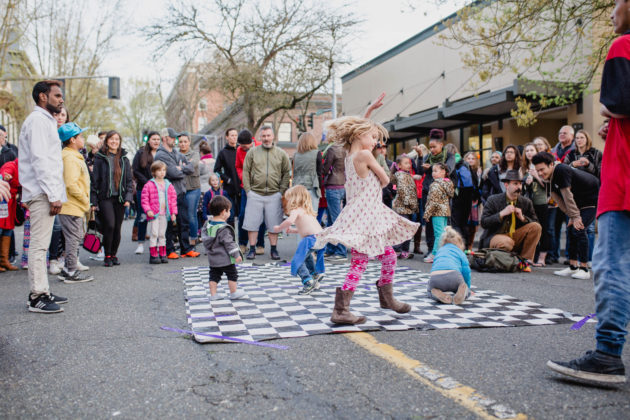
left=166, top=193, right=192, bottom=255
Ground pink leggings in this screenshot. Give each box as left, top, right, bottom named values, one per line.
left=341, top=246, right=396, bottom=291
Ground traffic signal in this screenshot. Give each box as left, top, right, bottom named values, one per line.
left=307, top=113, right=314, bottom=129
left=142, top=129, right=149, bottom=143
left=298, top=115, right=305, bottom=130
left=108, top=77, right=120, bottom=99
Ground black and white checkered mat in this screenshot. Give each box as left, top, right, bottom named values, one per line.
left=182, top=263, right=579, bottom=344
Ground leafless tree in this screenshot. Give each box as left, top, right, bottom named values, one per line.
left=145, top=0, right=359, bottom=133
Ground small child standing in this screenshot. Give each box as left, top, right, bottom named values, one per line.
left=428, top=226, right=471, bottom=305
left=273, top=185, right=325, bottom=295
left=56, top=123, right=94, bottom=283
left=314, top=116, right=419, bottom=325
left=423, top=162, right=454, bottom=263
left=202, top=173, right=230, bottom=223
left=141, top=161, right=178, bottom=264
left=391, top=154, right=419, bottom=259
left=201, top=195, right=244, bottom=300
left=0, top=158, right=20, bottom=272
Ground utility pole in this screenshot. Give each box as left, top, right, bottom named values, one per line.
left=331, top=67, right=337, bottom=119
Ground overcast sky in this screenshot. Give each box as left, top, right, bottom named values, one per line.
left=101, top=0, right=464, bottom=97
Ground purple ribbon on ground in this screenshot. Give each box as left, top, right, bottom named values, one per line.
left=571, top=313, right=596, bottom=330
left=160, top=326, right=289, bottom=350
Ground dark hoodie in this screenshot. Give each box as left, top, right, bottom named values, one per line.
left=91, top=149, right=134, bottom=205
left=213, top=144, right=239, bottom=197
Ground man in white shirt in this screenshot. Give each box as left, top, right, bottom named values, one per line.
left=19, top=80, right=68, bottom=313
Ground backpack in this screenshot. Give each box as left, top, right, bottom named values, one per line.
left=455, top=162, right=474, bottom=189
left=468, top=248, right=524, bottom=273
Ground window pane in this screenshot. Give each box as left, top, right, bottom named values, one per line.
left=278, top=122, right=292, bottom=142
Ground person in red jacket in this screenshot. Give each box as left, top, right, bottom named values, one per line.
left=234, top=130, right=264, bottom=254
left=547, top=0, right=630, bottom=385
left=0, top=159, right=20, bottom=271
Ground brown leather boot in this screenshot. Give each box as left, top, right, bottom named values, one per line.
left=0, top=236, right=18, bottom=271
left=330, top=287, right=366, bottom=325
left=376, top=282, right=411, bottom=313
left=413, top=239, right=422, bottom=254
left=132, top=225, right=138, bottom=241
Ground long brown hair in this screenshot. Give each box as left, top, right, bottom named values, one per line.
left=101, top=130, right=123, bottom=189
left=499, top=145, right=521, bottom=172
left=140, top=131, right=160, bottom=168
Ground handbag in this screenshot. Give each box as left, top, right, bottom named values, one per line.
left=82, top=210, right=102, bottom=253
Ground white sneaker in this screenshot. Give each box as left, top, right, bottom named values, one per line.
left=48, top=260, right=62, bottom=275
left=210, top=294, right=225, bottom=301
left=229, top=290, right=247, bottom=300
left=554, top=267, right=578, bottom=277
left=76, top=259, right=89, bottom=271
left=135, top=243, right=144, bottom=255
left=571, top=269, right=591, bottom=280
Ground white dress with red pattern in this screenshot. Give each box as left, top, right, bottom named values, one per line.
left=314, top=153, right=419, bottom=257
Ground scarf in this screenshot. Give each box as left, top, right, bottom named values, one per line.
left=427, top=149, right=447, bottom=165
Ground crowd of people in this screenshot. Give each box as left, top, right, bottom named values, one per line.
left=4, top=7, right=630, bottom=384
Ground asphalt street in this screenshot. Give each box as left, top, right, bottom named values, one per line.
left=1, top=220, right=629, bottom=419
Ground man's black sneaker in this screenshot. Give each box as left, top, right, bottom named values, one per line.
left=150, top=256, right=161, bottom=264
left=160, top=256, right=168, bottom=263
left=246, top=249, right=256, bottom=260
left=49, top=293, right=68, bottom=304
left=28, top=294, right=63, bottom=313
left=104, top=257, right=113, bottom=267
left=270, top=249, right=281, bottom=260
left=547, top=350, right=626, bottom=384
left=111, top=256, right=120, bottom=266
left=298, top=280, right=316, bottom=295
left=62, top=271, right=94, bottom=284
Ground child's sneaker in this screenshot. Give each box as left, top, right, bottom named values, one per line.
left=423, top=254, right=434, bottom=263
left=62, top=271, right=94, bottom=284
left=229, top=290, right=247, bottom=300
left=312, top=273, right=324, bottom=290
left=210, top=294, right=226, bottom=301
left=298, top=280, right=316, bottom=295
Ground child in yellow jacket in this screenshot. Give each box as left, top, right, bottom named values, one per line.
left=57, top=123, right=94, bottom=283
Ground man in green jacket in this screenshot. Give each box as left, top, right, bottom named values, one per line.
left=242, top=126, right=291, bottom=260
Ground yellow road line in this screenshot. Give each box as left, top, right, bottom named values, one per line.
left=345, top=332, right=528, bottom=420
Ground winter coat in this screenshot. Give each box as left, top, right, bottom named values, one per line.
left=181, top=149, right=201, bottom=191
left=201, top=220, right=241, bottom=267
left=563, top=147, right=603, bottom=179
left=202, top=187, right=228, bottom=221
left=416, top=152, right=456, bottom=194
left=0, top=159, right=19, bottom=230
left=154, top=145, right=193, bottom=195
left=141, top=178, right=178, bottom=220
left=131, top=149, right=154, bottom=192
left=322, top=144, right=346, bottom=187
left=293, top=149, right=323, bottom=197
left=91, top=149, right=134, bottom=205
left=0, top=144, right=17, bottom=168
left=235, top=140, right=261, bottom=187
left=424, top=178, right=454, bottom=220
left=214, top=144, right=239, bottom=196
left=392, top=171, right=418, bottom=215
left=481, top=165, right=502, bottom=203
left=60, top=147, right=91, bottom=217
left=242, top=145, right=291, bottom=196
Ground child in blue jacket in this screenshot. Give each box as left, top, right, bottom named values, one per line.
left=428, top=226, right=471, bottom=305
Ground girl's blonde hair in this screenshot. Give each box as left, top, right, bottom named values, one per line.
left=438, top=226, right=465, bottom=250
left=297, top=132, right=318, bottom=154
left=283, top=185, right=316, bottom=216
left=463, top=151, right=479, bottom=170
left=208, top=172, right=220, bottom=186
left=325, top=116, right=388, bottom=151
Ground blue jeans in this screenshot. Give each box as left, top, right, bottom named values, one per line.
left=325, top=188, right=346, bottom=257
left=135, top=190, right=148, bottom=243
left=587, top=221, right=596, bottom=262
left=296, top=252, right=316, bottom=284
left=593, top=211, right=630, bottom=357
left=185, top=189, right=201, bottom=239
left=567, top=207, right=596, bottom=264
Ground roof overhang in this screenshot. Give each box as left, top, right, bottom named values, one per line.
left=384, top=79, right=580, bottom=143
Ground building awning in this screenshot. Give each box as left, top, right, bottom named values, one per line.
left=383, top=78, right=577, bottom=142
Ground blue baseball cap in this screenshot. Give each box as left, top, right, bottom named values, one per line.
left=58, top=122, right=85, bottom=142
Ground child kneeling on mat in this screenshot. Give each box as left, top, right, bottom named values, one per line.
left=273, top=185, right=325, bottom=295
left=201, top=195, right=244, bottom=300
left=428, top=226, right=471, bottom=305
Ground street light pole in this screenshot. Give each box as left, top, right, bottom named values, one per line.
left=331, top=67, right=337, bottom=119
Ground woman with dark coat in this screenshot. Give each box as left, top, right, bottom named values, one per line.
left=91, top=130, right=134, bottom=267
left=481, top=144, right=521, bottom=202
left=131, top=131, right=161, bottom=254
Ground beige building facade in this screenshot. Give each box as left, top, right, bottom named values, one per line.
left=341, top=8, right=606, bottom=167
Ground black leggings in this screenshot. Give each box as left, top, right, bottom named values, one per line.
left=533, top=204, right=550, bottom=253
left=99, top=197, right=125, bottom=256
